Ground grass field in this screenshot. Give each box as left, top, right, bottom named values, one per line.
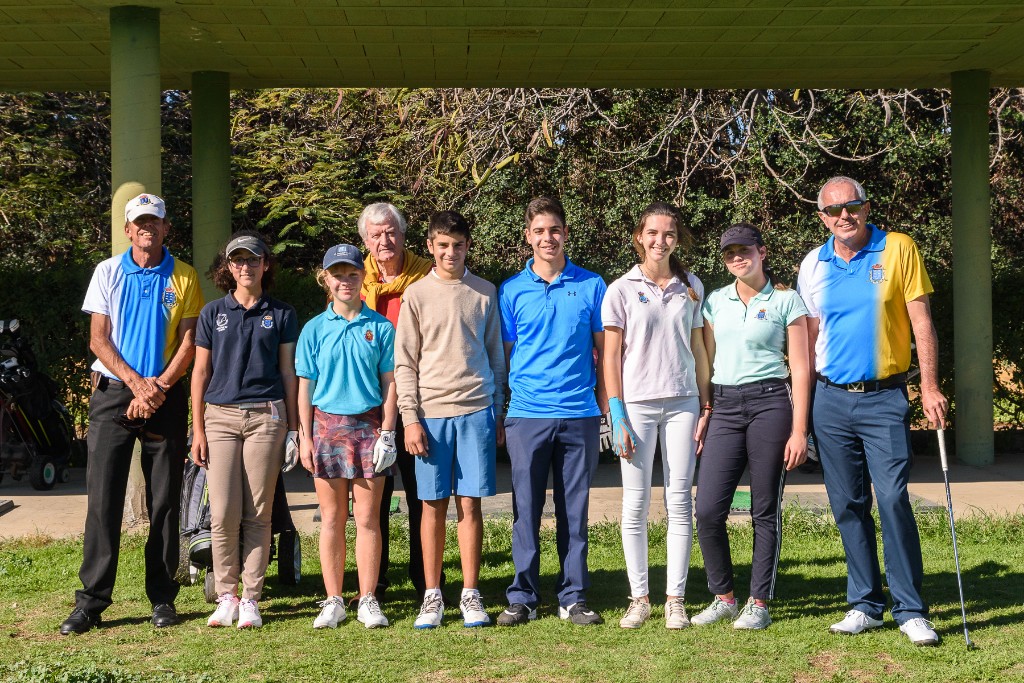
left=1, top=508, right=1022, bottom=682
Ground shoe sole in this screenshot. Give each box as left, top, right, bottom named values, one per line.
left=619, top=621, right=646, bottom=629
left=829, top=626, right=881, bottom=635
left=463, top=619, right=490, bottom=627
left=237, top=621, right=261, bottom=629
left=313, top=622, right=340, bottom=629
left=207, top=620, right=234, bottom=627
left=414, top=622, right=441, bottom=630
left=359, top=619, right=389, bottom=629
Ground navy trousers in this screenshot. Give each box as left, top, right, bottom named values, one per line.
left=505, top=416, right=600, bottom=609
left=813, top=379, right=927, bottom=623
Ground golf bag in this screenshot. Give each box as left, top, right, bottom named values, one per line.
left=0, top=319, right=80, bottom=489
left=178, top=457, right=302, bottom=602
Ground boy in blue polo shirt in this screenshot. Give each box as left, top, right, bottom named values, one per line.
left=395, top=211, right=506, bottom=629
left=497, top=197, right=608, bottom=626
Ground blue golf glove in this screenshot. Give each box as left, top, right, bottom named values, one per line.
left=608, top=397, right=638, bottom=459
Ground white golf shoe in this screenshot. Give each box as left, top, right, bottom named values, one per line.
left=829, top=609, right=883, bottom=635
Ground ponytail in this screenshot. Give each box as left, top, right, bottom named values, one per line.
left=762, top=256, right=789, bottom=291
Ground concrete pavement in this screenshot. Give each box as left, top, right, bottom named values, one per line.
left=2, top=450, right=1022, bottom=541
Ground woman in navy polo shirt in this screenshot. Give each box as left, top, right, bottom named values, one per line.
left=191, top=230, right=299, bottom=629
left=295, top=244, right=399, bottom=631
left=691, top=223, right=811, bottom=631
left=600, top=201, right=712, bottom=630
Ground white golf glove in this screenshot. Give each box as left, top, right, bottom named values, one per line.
left=599, top=413, right=613, bottom=452
left=282, top=430, right=299, bottom=472
left=372, top=429, right=398, bottom=473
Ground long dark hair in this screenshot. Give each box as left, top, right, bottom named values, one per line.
left=207, top=229, right=276, bottom=293
left=632, top=202, right=698, bottom=301
left=723, top=222, right=788, bottom=291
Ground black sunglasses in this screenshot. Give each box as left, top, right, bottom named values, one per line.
left=820, top=200, right=868, bottom=218
left=113, top=413, right=147, bottom=431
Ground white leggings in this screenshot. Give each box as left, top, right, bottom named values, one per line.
left=620, top=396, right=699, bottom=598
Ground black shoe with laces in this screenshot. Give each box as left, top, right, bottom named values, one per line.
left=59, top=607, right=100, bottom=635
left=559, top=602, right=604, bottom=625
left=496, top=603, right=537, bottom=626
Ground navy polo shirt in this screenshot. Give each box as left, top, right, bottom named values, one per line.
left=195, top=293, right=299, bottom=404
left=499, top=258, right=606, bottom=418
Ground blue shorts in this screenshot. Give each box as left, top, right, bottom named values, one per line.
left=414, top=406, right=497, bottom=500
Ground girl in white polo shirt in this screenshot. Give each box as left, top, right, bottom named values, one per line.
left=601, top=201, right=712, bottom=630
left=691, top=223, right=811, bottom=631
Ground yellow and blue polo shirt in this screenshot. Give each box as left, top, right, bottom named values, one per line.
left=796, top=225, right=932, bottom=384
left=703, top=280, right=808, bottom=386
left=82, top=247, right=203, bottom=380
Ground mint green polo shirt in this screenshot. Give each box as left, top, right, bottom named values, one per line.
left=701, top=281, right=808, bottom=386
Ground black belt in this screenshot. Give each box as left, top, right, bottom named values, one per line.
left=91, top=372, right=126, bottom=391
left=816, top=372, right=906, bottom=393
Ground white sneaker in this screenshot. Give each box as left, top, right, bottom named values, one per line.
left=313, top=596, right=347, bottom=629
left=691, top=596, right=740, bottom=626
left=899, top=618, right=939, bottom=646
left=414, top=591, right=444, bottom=629
left=619, top=597, right=652, bottom=629
left=732, top=598, right=771, bottom=630
left=237, top=599, right=262, bottom=629
left=829, top=609, right=883, bottom=635
left=460, top=590, right=490, bottom=628
left=207, top=593, right=239, bottom=627
left=357, top=594, right=389, bottom=628
left=664, top=597, right=690, bottom=630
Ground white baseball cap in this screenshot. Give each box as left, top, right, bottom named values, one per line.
left=124, top=193, right=166, bottom=223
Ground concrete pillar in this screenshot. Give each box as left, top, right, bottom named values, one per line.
left=191, top=71, right=232, bottom=301
left=950, top=70, right=994, bottom=466
left=109, top=6, right=161, bottom=523
left=110, top=6, right=161, bottom=253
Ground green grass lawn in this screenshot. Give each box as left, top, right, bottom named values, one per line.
left=1, top=508, right=1022, bottom=683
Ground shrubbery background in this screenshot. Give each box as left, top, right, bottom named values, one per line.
left=3, top=87, right=1022, bottom=427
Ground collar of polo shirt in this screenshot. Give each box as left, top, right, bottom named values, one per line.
left=725, top=278, right=775, bottom=302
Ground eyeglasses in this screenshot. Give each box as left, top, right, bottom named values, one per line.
left=113, top=413, right=147, bottom=431
left=228, top=256, right=264, bottom=268
left=820, top=200, right=868, bottom=218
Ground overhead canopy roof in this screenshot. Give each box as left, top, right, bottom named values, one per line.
left=2, top=1, right=1024, bottom=91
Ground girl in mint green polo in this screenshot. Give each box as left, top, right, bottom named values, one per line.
left=691, top=223, right=812, bottom=631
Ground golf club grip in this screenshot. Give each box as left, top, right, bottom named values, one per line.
left=937, top=428, right=950, bottom=471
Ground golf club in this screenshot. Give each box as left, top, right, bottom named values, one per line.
left=937, top=427, right=976, bottom=650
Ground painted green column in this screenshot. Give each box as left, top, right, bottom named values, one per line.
left=110, top=6, right=161, bottom=255
left=951, top=70, right=994, bottom=466
left=191, top=71, right=232, bottom=302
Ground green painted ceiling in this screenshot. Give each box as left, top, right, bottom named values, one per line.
left=2, top=1, right=1023, bottom=91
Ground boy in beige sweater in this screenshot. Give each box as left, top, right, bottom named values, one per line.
left=395, top=210, right=506, bottom=629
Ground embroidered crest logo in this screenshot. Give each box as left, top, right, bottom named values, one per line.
left=756, top=308, right=767, bottom=320
left=161, top=286, right=177, bottom=308
left=869, top=263, right=885, bottom=284
left=261, top=314, right=274, bottom=330
left=215, top=313, right=228, bottom=332
left=637, top=291, right=650, bottom=304
left=364, top=330, right=374, bottom=342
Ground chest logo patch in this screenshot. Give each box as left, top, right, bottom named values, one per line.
left=869, top=263, right=886, bottom=284
left=567, top=290, right=577, bottom=297
left=364, top=330, right=374, bottom=342
left=162, top=286, right=177, bottom=308
left=637, top=291, right=650, bottom=304
left=215, top=313, right=228, bottom=332
left=756, top=308, right=767, bottom=321
left=261, top=314, right=274, bottom=330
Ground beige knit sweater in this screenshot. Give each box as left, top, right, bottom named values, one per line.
left=395, top=270, right=507, bottom=425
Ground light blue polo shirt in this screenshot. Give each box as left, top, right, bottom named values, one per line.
left=499, top=258, right=606, bottom=418
left=702, top=281, right=808, bottom=386
left=295, top=303, right=395, bottom=416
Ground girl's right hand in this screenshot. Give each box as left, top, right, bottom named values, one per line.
left=299, top=435, right=315, bottom=473
left=191, top=432, right=208, bottom=469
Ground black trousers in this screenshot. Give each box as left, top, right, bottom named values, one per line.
left=75, top=380, right=187, bottom=614
left=375, top=421, right=444, bottom=600
left=695, top=380, right=790, bottom=600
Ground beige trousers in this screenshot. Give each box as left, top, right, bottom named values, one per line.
left=204, top=401, right=286, bottom=600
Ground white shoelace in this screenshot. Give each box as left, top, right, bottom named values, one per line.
left=361, top=596, right=383, bottom=615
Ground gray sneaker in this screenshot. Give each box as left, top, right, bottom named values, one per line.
left=732, top=597, right=771, bottom=630
left=691, top=596, right=740, bottom=626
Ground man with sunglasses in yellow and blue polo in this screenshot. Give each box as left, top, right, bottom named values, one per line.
left=797, top=176, right=948, bottom=647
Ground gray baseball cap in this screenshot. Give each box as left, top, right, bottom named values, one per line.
left=225, top=235, right=268, bottom=257
left=322, top=244, right=365, bottom=270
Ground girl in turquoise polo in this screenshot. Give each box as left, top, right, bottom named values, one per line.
left=691, top=223, right=811, bottom=630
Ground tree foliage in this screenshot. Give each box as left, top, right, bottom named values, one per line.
left=3, top=87, right=1024, bottom=425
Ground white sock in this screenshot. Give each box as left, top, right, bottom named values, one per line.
left=424, top=587, right=442, bottom=600
left=461, top=587, right=480, bottom=598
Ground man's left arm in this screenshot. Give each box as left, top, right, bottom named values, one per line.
left=158, top=317, right=198, bottom=388
left=907, top=295, right=948, bottom=428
